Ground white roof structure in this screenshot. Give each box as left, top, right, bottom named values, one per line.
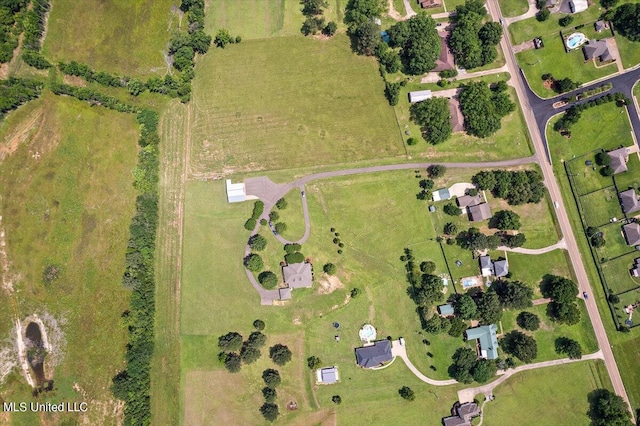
left=409, top=90, right=432, bottom=103
left=571, top=0, right=587, bottom=12
left=226, top=179, right=246, bottom=203
left=316, top=366, right=339, bottom=384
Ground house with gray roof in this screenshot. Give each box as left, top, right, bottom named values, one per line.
left=479, top=255, right=492, bottom=277
left=465, top=324, right=499, bottom=360
left=595, top=20, right=607, bottom=32
left=278, top=287, right=292, bottom=300
left=630, top=258, right=640, bottom=277
left=620, top=189, right=640, bottom=215
left=282, top=262, right=313, bottom=289
left=608, top=147, right=629, bottom=174
left=438, top=303, right=455, bottom=316
left=443, top=402, right=481, bottom=426
left=457, top=195, right=482, bottom=209
left=433, top=188, right=452, bottom=202
left=317, top=366, right=339, bottom=384
left=355, top=340, right=393, bottom=368
left=493, top=259, right=509, bottom=277
left=468, top=203, right=492, bottom=222
left=623, top=222, right=640, bottom=247
left=583, top=39, right=613, bottom=63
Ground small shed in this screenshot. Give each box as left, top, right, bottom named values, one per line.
left=438, top=303, right=455, bottom=316
left=317, top=366, right=339, bottom=384
left=432, top=188, right=451, bottom=202
left=408, top=90, right=433, bottom=103
left=226, top=179, right=246, bottom=203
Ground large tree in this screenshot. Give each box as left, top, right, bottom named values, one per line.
left=269, top=344, right=293, bottom=365
left=612, top=3, right=640, bottom=41
left=352, top=21, right=380, bottom=56
left=491, top=280, right=533, bottom=310
left=449, top=347, right=477, bottom=383
left=454, top=294, right=478, bottom=319
left=459, top=82, right=514, bottom=138
left=475, top=291, right=502, bottom=324
left=500, top=330, right=538, bottom=363
left=554, top=337, right=582, bottom=359
left=412, top=274, right=445, bottom=306
left=587, top=389, right=632, bottom=426
left=410, top=97, right=452, bottom=144
left=491, top=210, right=522, bottom=230
left=516, top=311, right=540, bottom=331
left=388, top=13, right=441, bottom=75
left=218, top=332, right=243, bottom=352
left=541, top=275, right=578, bottom=303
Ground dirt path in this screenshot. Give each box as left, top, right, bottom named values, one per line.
left=0, top=106, right=44, bottom=161
left=387, top=0, right=404, bottom=20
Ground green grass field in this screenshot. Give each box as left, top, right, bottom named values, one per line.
left=43, top=0, right=175, bottom=76
left=498, top=0, right=529, bottom=18
left=507, top=250, right=573, bottom=292
left=565, top=155, right=615, bottom=196
left=580, top=188, right=624, bottom=228
left=0, top=93, right=139, bottom=423
left=395, top=85, right=534, bottom=162
left=601, top=252, right=640, bottom=294
left=509, top=7, right=603, bottom=46
left=275, top=188, right=306, bottom=242
left=189, top=35, right=404, bottom=174
left=484, top=360, right=612, bottom=426
left=596, top=223, right=634, bottom=261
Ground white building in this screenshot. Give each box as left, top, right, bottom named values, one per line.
left=225, top=179, right=246, bottom=203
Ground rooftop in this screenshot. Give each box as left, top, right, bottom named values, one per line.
left=318, top=366, right=339, bottom=384
left=457, top=195, right=482, bottom=208
left=620, top=189, right=640, bottom=214
left=225, top=179, right=246, bottom=203
left=623, top=222, right=640, bottom=246
left=468, top=203, right=492, bottom=222
left=438, top=303, right=455, bottom=316
left=583, top=39, right=610, bottom=61
left=409, top=90, right=432, bottom=103
left=282, top=262, right=313, bottom=289
left=493, top=259, right=509, bottom=277
left=465, top=324, right=499, bottom=360
left=355, top=340, right=393, bottom=368
left=433, top=188, right=452, bottom=202
left=608, top=148, right=629, bottom=175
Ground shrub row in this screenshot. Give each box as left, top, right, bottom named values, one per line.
left=50, top=82, right=139, bottom=113
left=0, top=77, right=43, bottom=118
left=110, top=110, right=161, bottom=425
left=0, top=0, right=28, bottom=63
left=20, top=0, right=52, bottom=68
left=554, top=92, right=629, bottom=132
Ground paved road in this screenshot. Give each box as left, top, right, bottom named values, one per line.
left=498, top=238, right=566, bottom=255
left=457, top=350, right=605, bottom=403
left=391, top=340, right=458, bottom=386
left=489, top=0, right=633, bottom=412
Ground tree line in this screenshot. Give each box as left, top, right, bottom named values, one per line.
left=300, top=0, right=337, bottom=37
left=459, top=81, right=515, bottom=138
left=0, top=0, right=28, bottom=63
left=0, top=77, right=43, bottom=118
left=449, top=0, right=502, bottom=70
left=20, top=0, right=51, bottom=69
left=110, top=109, right=161, bottom=425
left=553, top=93, right=630, bottom=134
left=471, top=169, right=545, bottom=205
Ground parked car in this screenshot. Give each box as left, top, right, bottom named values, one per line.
left=301, top=191, right=305, bottom=198
left=399, top=337, right=405, bottom=346
left=583, top=292, right=588, bottom=300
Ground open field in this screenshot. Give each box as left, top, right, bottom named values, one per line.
left=189, top=35, right=403, bottom=174
left=565, top=153, right=615, bottom=196
left=0, top=93, right=139, bottom=423
left=507, top=250, right=573, bottom=291
left=615, top=29, right=640, bottom=70
left=394, top=84, right=534, bottom=162
left=43, top=0, right=175, bottom=76
left=276, top=188, right=306, bottom=242
left=596, top=223, right=634, bottom=261
left=580, top=188, right=623, bottom=227
left=601, top=252, right=640, bottom=295
left=484, top=360, right=612, bottom=426
left=498, top=0, right=529, bottom=18
left=500, top=301, right=598, bottom=362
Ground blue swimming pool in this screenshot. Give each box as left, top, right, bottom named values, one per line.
left=566, top=32, right=586, bottom=50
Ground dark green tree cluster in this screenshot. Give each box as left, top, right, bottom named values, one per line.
left=559, top=15, right=574, bottom=26
left=612, top=3, right=640, bottom=41
left=474, top=291, right=502, bottom=324
left=554, top=336, right=582, bottom=359
left=244, top=200, right=264, bottom=230
left=458, top=81, right=515, bottom=138
left=554, top=93, right=629, bottom=132
left=541, top=275, right=581, bottom=325
left=0, top=0, right=28, bottom=63
left=586, top=226, right=606, bottom=248
left=472, top=169, right=545, bottom=205
left=455, top=228, right=502, bottom=251
left=323, top=263, right=337, bottom=275
left=345, top=0, right=387, bottom=55
left=491, top=210, right=521, bottom=230
left=449, top=0, right=502, bottom=69
left=398, top=386, right=416, bottom=401
left=376, top=43, right=402, bottom=73
left=423, top=312, right=469, bottom=337
left=284, top=243, right=305, bottom=264
left=410, top=97, right=452, bottom=144
left=110, top=110, right=161, bottom=425
left=387, top=13, right=441, bottom=75
left=0, top=78, right=43, bottom=118
left=448, top=347, right=498, bottom=383
left=276, top=197, right=288, bottom=210
left=402, top=248, right=444, bottom=309
left=20, top=0, right=49, bottom=66
left=269, top=343, right=292, bottom=365
left=300, top=0, right=337, bottom=36
left=260, top=369, right=282, bottom=422
left=245, top=253, right=264, bottom=272
left=587, top=389, right=631, bottom=426
left=428, top=164, right=447, bottom=178
left=490, top=280, right=533, bottom=310
left=500, top=330, right=538, bottom=363
left=258, top=271, right=278, bottom=289
left=516, top=311, right=540, bottom=331
left=416, top=178, right=434, bottom=200
left=307, top=355, right=322, bottom=370
left=249, top=234, right=268, bottom=251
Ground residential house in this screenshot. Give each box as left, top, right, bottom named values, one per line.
left=468, top=203, right=492, bottom=222
left=583, top=39, right=613, bottom=63
left=607, top=147, right=629, bottom=174
left=630, top=258, right=640, bottom=277
left=408, top=90, right=432, bottom=103
left=456, top=195, right=482, bottom=209
left=442, top=402, right=481, bottom=426
left=438, top=303, right=455, bottom=316
left=623, top=222, right=640, bottom=247
left=465, top=324, right=499, bottom=360
left=620, top=189, right=640, bottom=215
left=479, top=255, right=493, bottom=277
left=316, top=366, right=339, bottom=384
left=282, top=262, right=313, bottom=289
left=493, top=259, right=509, bottom=278
left=433, top=188, right=452, bottom=202
left=355, top=340, right=393, bottom=368
left=449, top=98, right=465, bottom=132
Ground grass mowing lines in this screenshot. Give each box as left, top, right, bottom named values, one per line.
left=580, top=188, right=623, bottom=228
left=499, top=0, right=529, bottom=18
left=190, top=35, right=403, bottom=174
left=483, top=360, right=612, bottom=426
left=43, top=0, right=175, bottom=77
left=595, top=223, right=634, bottom=261
left=0, top=93, right=138, bottom=422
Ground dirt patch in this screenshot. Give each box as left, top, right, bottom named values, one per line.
left=317, top=275, right=344, bottom=295
left=543, top=79, right=554, bottom=90
left=0, top=105, right=45, bottom=162
left=62, top=75, right=87, bottom=87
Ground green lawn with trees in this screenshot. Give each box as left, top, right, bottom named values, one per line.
left=483, top=361, right=613, bottom=426
left=188, top=34, right=403, bottom=173
left=0, top=93, right=140, bottom=424
left=43, top=0, right=175, bottom=77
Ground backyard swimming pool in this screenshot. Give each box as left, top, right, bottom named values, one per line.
left=566, top=32, right=587, bottom=50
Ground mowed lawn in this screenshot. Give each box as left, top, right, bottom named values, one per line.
left=499, top=0, right=529, bottom=17
left=43, top=0, right=175, bottom=76
left=0, top=93, right=138, bottom=423
left=484, top=360, right=612, bottom=426
left=190, top=35, right=403, bottom=174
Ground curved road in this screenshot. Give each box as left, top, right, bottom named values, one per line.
left=391, top=340, right=458, bottom=386
left=488, top=0, right=633, bottom=412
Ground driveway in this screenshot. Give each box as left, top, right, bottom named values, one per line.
left=391, top=340, right=458, bottom=386
left=498, top=238, right=567, bottom=254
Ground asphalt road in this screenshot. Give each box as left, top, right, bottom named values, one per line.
left=488, top=0, right=633, bottom=412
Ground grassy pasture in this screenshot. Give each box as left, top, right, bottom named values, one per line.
left=189, top=35, right=403, bottom=174
left=43, top=0, right=175, bottom=77
left=580, top=188, right=623, bottom=228
left=612, top=335, right=640, bottom=408
left=0, top=93, right=139, bottom=423
left=507, top=250, right=573, bottom=292
left=483, top=360, right=612, bottom=426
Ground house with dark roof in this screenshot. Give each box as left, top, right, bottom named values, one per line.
left=620, top=189, right=640, bottom=215
left=630, top=258, right=640, bottom=277
left=582, top=39, right=613, bottom=63
left=282, top=262, right=313, bottom=289
left=479, top=255, right=493, bottom=277
left=465, top=325, right=499, bottom=360
left=468, top=203, right=492, bottom=222
left=623, top=222, right=640, bottom=247
left=438, top=303, right=455, bottom=316
left=608, top=147, right=629, bottom=174
left=457, top=195, right=482, bottom=209
left=316, top=366, right=339, bottom=384
left=419, top=0, right=443, bottom=8
left=594, top=20, right=607, bottom=32
left=493, top=259, right=509, bottom=277
left=355, top=340, right=393, bottom=368
left=442, top=401, right=481, bottom=426
left=449, top=98, right=465, bottom=133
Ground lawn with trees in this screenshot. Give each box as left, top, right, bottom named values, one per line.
left=410, top=97, right=452, bottom=144
left=458, top=81, right=515, bottom=138
left=387, top=13, right=441, bottom=75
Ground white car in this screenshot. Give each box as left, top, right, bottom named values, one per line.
left=399, top=337, right=405, bottom=346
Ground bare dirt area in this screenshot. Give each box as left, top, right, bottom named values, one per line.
left=0, top=105, right=45, bottom=162
left=317, top=274, right=344, bottom=295
left=62, top=75, right=87, bottom=87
